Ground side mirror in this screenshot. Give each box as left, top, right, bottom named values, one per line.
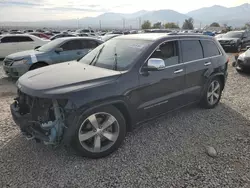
left=55, top=48, right=63, bottom=53
left=246, top=46, right=250, bottom=50
left=34, top=46, right=40, bottom=49
left=143, top=58, right=165, bottom=71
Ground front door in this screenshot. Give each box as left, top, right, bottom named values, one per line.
left=137, top=40, right=186, bottom=120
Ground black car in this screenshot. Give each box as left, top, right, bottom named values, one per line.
left=217, top=30, right=250, bottom=52
left=234, top=47, right=250, bottom=72
left=10, top=34, right=228, bottom=158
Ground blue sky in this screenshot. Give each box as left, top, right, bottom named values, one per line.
left=0, top=0, right=248, bottom=22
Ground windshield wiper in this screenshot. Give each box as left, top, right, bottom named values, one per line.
left=89, top=45, right=105, bottom=66
left=113, top=47, right=118, bottom=70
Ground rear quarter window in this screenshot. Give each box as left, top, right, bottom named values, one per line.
left=200, top=40, right=221, bottom=58
left=181, top=40, right=203, bottom=62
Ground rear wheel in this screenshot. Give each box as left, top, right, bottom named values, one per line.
left=200, top=77, right=222, bottom=109
left=71, top=105, right=126, bottom=158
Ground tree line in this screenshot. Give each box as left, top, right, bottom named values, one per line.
left=141, top=18, right=195, bottom=30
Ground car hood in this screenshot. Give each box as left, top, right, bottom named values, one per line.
left=17, top=61, right=121, bottom=98
left=217, top=38, right=239, bottom=41
left=7, top=50, right=44, bottom=60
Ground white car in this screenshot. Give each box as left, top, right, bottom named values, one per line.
left=0, top=34, right=50, bottom=59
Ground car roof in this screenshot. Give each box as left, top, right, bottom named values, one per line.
left=116, top=33, right=212, bottom=41
left=54, top=37, right=102, bottom=42
left=0, top=34, right=35, bottom=37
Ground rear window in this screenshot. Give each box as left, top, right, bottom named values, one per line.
left=181, top=40, right=203, bottom=62
left=200, top=40, right=220, bottom=58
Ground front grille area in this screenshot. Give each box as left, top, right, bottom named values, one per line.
left=3, top=58, right=14, bottom=66
left=219, top=40, right=230, bottom=44
left=17, top=90, right=54, bottom=122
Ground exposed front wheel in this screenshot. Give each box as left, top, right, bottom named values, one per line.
left=200, top=77, right=222, bottom=109
left=71, top=105, right=126, bottom=158
left=236, top=44, right=242, bottom=53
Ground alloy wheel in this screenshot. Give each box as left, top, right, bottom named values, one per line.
left=207, top=80, right=221, bottom=106
left=78, top=112, right=120, bottom=153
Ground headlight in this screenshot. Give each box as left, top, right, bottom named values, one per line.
left=12, top=59, right=28, bottom=66
left=230, top=40, right=236, bottom=44
left=238, top=53, right=245, bottom=60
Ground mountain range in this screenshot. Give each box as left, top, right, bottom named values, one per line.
left=1, top=3, right=250, bottom=29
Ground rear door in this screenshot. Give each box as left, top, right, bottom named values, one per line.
left=17, top=36, right=35, bottom=51
left=56, top=39, right=83, bottom=63
left=80, top=39, right=100, bottom=57
left=181, top=39, right=214, bottom=103
left=0, top=36, right=21, bottom=57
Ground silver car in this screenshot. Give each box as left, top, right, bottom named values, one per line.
left=3, top=37, right=103, bottom=78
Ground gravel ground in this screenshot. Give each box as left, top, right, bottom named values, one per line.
left=1, top=56, right=250, bottom=188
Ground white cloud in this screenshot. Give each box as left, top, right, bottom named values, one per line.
left=0, top=0, right=249, bottom=22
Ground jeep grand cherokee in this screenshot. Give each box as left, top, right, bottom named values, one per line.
left=10, top=33, right=228, bottom=158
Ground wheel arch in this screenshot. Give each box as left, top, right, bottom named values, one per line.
left=29, top=61, right=48, bottom=70
left=62, top=98, right=134, bottom=145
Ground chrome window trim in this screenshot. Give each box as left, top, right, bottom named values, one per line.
left=139, top=37, right=222, bottom=74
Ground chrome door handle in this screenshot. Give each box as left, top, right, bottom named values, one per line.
left=174, top=69, right=183, bottom=74
left=204, top=62, right=211, bottom=66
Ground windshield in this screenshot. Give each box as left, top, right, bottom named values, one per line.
left=223, top=32, right=243, bottom=38
left=37, top=40, right=62, bottom=52
left=79, top=38, right=153, bottom=71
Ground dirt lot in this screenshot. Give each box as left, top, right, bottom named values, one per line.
left=1, top=56, right=250, bottom=188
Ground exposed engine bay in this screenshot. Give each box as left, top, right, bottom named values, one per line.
left=13, top=90, right=67, bottom=145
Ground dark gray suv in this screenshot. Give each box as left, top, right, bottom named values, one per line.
left=10, top=33, right=228, bottom=158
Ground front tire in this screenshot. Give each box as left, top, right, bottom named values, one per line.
left=200, top=77, right=222, bottom=109
left=235, top=44, right=242, bottom=53
left=71, top=105, right=126, bottom=158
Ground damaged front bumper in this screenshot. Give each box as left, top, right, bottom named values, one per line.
left=10, top=91, right=69, bottom=145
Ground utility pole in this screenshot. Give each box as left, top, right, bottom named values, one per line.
left=123, top=18, right=125, bottom=30
left=99, top=20, right=102, bottom=30
left=139, top=17, right=141, bottom=30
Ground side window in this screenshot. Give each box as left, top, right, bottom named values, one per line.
left=86, top=40, right=99, bottom=49
left=181, top=40, right=203, bottom=62
left=60, top=40, right=82, bottom=51
left=149, top=41, right=179, bottom=66
left=18, top=36, right=33, bottom=42
left=200, top=40, right=220, bottom=58
left=1, top=37, right=14, bottom=43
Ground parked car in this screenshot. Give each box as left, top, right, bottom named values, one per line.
left=203, top=31, right=215, bottom=36
left=217, top=30, right=250, bottom=52
left=50, top=33, right=76, bottom=40
left=10, top=33, right=228, bottom=158
left=3, top=37, right=103, bottom=78
left=29, top=32, right=50, bottom=39
left=233, top=47, right=250, bottom=72
left=100, top=34, right=121, bottom=42
left=24, top=30, right=34, bottom=33
left=0, top=34, right=49, bottom=59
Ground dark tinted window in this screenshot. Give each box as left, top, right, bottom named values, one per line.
left=86, top=40, right=99, bottom=48
left=60, top=40, right=82, bottom=51
left=19, top=36, right=33, bottom=42
left=201, top=40, right=220, bottom=57
left=181, top=40, right=203, bottom=62
left=1, top=36, right=33, bottom=43
left=150, top=41, right=179, bottom=66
